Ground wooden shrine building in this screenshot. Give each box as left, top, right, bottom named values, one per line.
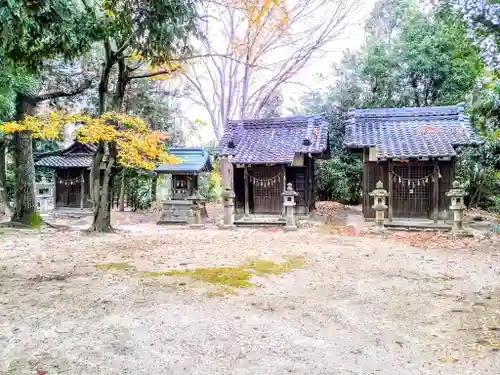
left=344, top=104, right=483, bottom=221
left=215, top=115, right=330, bottom=216
left=155, top=147, right=213, bottom=199
left=35, top=142, right=95, bottom=209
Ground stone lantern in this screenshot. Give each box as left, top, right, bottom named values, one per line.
left=282, top=182, right=298, bottom=231
left=369, top=181, right=389, bottom=232
left=219, top=186, right=236, bottom=229
left=187, top=190, right=206, bottom=229
left=446, top=181, right=470, bottom=235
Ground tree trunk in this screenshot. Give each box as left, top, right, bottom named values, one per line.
left=0, top=139, right=12, bottom=217
left=11, top=131, right=38, bottom=225
left=151, top=174, right=158, bottom=202
left=10, top=94, right=40, bottom=226
left=118, top=169, right=126, bottom=212
left=113, top=58, right=128, bottom=111
left=88, top=141, right=116, bottom=232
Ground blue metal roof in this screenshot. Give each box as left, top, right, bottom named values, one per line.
left=155, top=147, right=213, bottom=174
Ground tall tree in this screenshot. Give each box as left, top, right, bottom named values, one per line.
left=359, top=0, right=483, bottom=108
left=0, top=2, right=100, bottom=225
left=1, top=111, right=176, bottom=224
left=86, top=0, right=200, bottom=230
left=183, top=0, right=361, bottom=140
left=457, top=0, right=500, bottom=69
left=299, top=0, right=485, bottom=202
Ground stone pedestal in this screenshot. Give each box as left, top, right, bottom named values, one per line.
left=282, top=183, right=298, bottom=231
left=446, top=181, right=472, bottom=237
left=187, top=190, right=206, bottom=229
left=369, top=181, right=389, bottom=232
left=219, top=186, right=235, bottom=230
left=35, top=177, right=55, bottom=214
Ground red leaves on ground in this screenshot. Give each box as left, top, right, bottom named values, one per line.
left=392, top=232, right=474, bottom=250
left=37, top=370, right=47, bottom=375
left=341, top=226, right=359, bottom=236
left=261, top=227, right=282, bottom=233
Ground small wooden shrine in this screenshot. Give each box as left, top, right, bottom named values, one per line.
left=344, top=104, right=483, bottom=221
left=35, top=141, right=95, bottom=209
left=155, top=147, right=213, bottom=224
left=215, top=114, right=329, bottom=217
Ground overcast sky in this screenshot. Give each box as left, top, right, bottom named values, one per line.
left=180, top=0, right=377, bottom=145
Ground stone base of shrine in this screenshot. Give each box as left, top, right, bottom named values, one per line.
left=156, top=200, right=208, bottom=225
left=218, top=223, right=236, bottom=230
left=234, top=214, right=286, bottom=227
left=376, top=218, right=453, bottom=231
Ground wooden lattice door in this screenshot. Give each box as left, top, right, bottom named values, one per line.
left=392, top=164, right=433, bottom=218
left=249, top=166, right=284, bottom=214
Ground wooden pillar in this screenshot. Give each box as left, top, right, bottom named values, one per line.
left=228, top=156, right=234, bottom=190
left=194, top=174, right=199, bottom=191
left=80, top=170, right=85, bottom=210
left=304, top=156, right=310, bottom=214
left=220, top=155, right=229, bottom=188
left=53, top=170, right=58, bottom=209
left=244, top=165, right=249, bottom=216
left=282, top=164, right=286, bottom=216
left=388, top=159, right=393, bottom=222
left=170, top=174, right=175, bottom=199
left=433, top=161, right=439, bottom=223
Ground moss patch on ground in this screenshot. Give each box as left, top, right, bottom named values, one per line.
left=96, top=258, right=304, bottom=295
left=26, top=212, right=44, bottom=228
left=96, top=262, right=136, bottom=271
left=163, top=257, right=305, bottom=290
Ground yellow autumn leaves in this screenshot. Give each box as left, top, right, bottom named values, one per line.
left=0, top=112, right=178, bottom=171
left=240, top=0, right=286, bottom=25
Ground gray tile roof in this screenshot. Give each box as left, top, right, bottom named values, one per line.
left=344, top=104, right=483, bottom=159
left=215, top=114, right=329, bottom=164
left=155, top=147, right=213, bottom=174
left=36, top=155, right=93, bottom=168
left=35, top=142, right=96, bottom=168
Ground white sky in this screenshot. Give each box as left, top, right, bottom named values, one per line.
left=179, top=0, right=377, bottom=145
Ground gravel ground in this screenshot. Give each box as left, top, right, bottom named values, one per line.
left=1, top=222, right=499, bottom=375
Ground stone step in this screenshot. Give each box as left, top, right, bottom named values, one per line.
left=234, top=217, right=286, bottom=227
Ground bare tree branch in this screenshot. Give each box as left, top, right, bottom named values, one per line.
left=34, top=79, right=93, bottom=103
left=182, top=0, right=362, bottom=140
left=128, top=67, right=182, bottom=80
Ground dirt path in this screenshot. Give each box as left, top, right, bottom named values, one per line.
left=1, top=224, right=499, bottom=375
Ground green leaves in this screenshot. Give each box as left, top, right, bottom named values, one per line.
left=103, top=0, right=200, bottom=65
left=0, top=55, right=36, bottom=121
left=358, top=0, right=483, bottom=108
left=0, top=0, right=103, bottom=71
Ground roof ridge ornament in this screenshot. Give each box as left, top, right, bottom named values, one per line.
left=302, top=118, right=316, bottom=146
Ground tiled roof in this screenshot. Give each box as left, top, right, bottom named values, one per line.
left=35, top=155, right=93, bottom=168
left=344, top=104, right=483, bottom=159
left=155, top=147, right=213, bottom=174
left=35, top=142, right=96, bottom=168
left=215, top=114, right=329, bottom=164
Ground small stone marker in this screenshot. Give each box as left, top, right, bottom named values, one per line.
left=219, top=186, right=236, bottom=229
left=446, top=181, right=471, bottom=237
left=282, top=182, right=298, bottom=231
left=35, top=177, right=55, bottom=214
left=187, top=190, right=206, bottom=229
left=369, top=181, right=389, bottom=232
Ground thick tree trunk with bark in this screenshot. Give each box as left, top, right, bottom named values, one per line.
left=10, top=94, right=40, bottom=226
left=88, top=141, right=116, bottom=232
left=11, top=131, right=38, bottom=225
left=0, top=139, right=12, bottom=217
